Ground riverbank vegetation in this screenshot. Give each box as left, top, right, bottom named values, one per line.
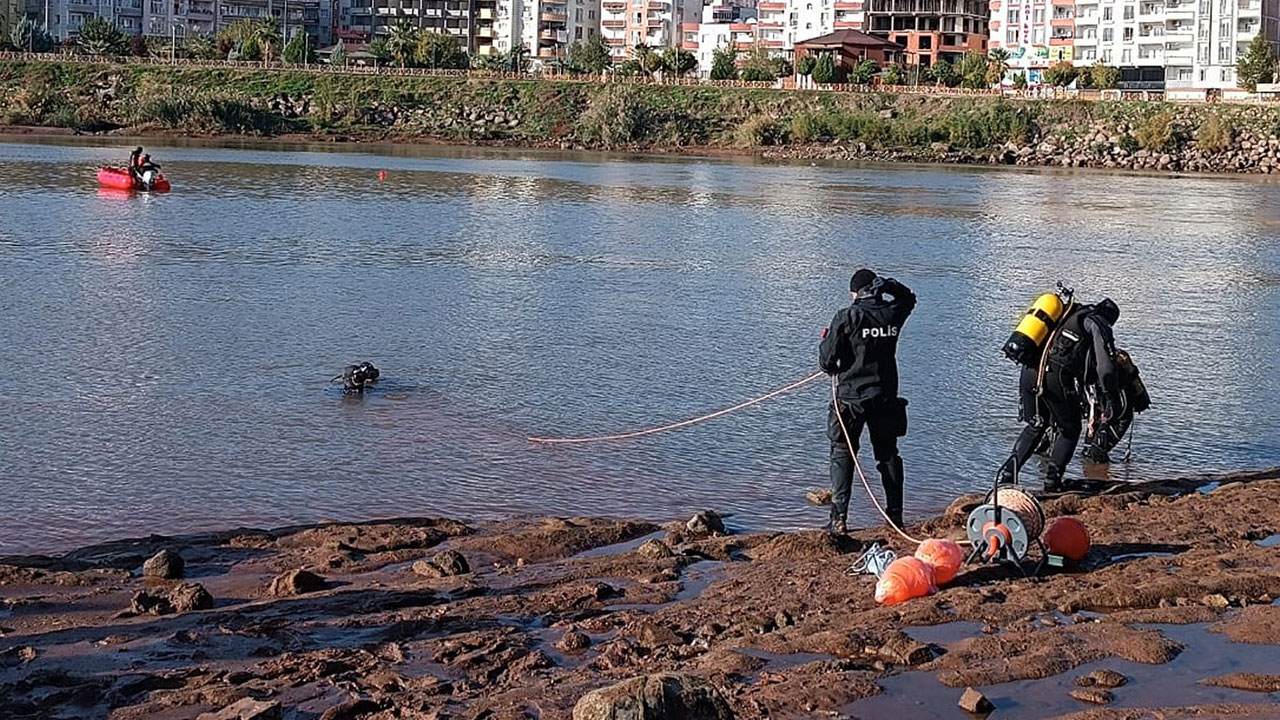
left=7, top=59, right=1280, bottom=172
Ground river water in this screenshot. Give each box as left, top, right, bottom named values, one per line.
left=0, top=138, right=1277, bottom=553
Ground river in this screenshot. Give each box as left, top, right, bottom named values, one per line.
left=0, top=137, right=1277, bottom=553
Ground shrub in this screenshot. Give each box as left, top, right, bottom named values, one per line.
left=795, top=54, right=816, bottom=76
left=811, top=53, right=846, bottom=84
left=576, top=85, right=651, bottom=147
left=790, top=110, right=831, bottom=143
left=734, top=114, right=785, bottom=147
left=1135, top=112, right=1175, bottom=151
left=1044, top=61, right=1077, bottom=87
left=1197, top=113, right=1233, bottom=152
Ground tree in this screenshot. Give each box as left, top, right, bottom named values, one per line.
left=416, top=31, right=467, bottom=69
left=238, top=35, right=263, bottom=61
left=709, top=45, right=737, bottom=80
left=250, top=17, right=281, bottom=61
left=810, top=52, right=843, bottom=84
left=186, top=34, right=217, bottom=60
left=567, top=35, right=611, bottom=74
left=614, top=58, right=643, bottom=76
left=329, top=39, right=347, bottom=66
left=882, top=63, right=905, bottom=86
left=848, top=58, right=878, bottom=85
left=283, top=33, right=316, bottom=64
left=739, top=45, right=778, bottom=81
left=10, top=18, right=53, bottom=52
left=78, top=17, right=127, bottom=55
left=1012, top=72, right=1028, bottom=90
left=386, top=20, right=419, bottom=67
left=931, top=59, right=957, bottom=87
left=1090, top=61, right=1121, bottom=89
left=795, top=54, right=816, bottom=76
left=1043, top=60, right=1077, bottom=87
left=660, top=46, right=696, bottom=77
left=130, top=33, right=148, bottom=57
left=502, top=42, right=530, bottom=73
left=958, top=50, right=990, bottom=88
left=631, top=43, right=661, bottom=75
left=1237, top=34, right=1278, bottom=91
left=368, top=36, right=391, bottom=64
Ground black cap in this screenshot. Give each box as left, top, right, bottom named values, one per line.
left=850, top=268, right=877, bottom=292
left=1096, top=298, right=1120, bottom=325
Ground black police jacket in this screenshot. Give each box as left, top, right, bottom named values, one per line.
left=818, top=278, right=916, bottom=406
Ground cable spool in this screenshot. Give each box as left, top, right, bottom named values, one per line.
left=965, top=485, right=1046, bottom=565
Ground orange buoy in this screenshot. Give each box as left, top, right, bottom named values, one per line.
left=1043, top=517, right=1090, bottom=561
left=915, top=538, right=963, bottom=586
left=874, top=556, right=937, bottom=606
left=378, top=170, right=387, bottom=181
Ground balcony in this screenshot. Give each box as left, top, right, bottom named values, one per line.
left=477, top=7, right=493, bottom=18
left=539, top=29, right=567, bottom=41
left=476, top=26, right=493, bottom=37
left=603, top=18, right=624, bottom=27
left=1050, top=16, right=1074, bottom=25
left=834, top=0, right=860, bottom=7
left=647, top=18, right=663, bottom=26
left=603, top=0, right=626, bottom=8
left=540, top=11, right=566, bottom=22
left=758, top=1, right=785, bottom=9
left=834, top=19, right=861, bottom=27
left=682, top=39, right=697, bottom=48
left=605, top=36, right=625, bottom=45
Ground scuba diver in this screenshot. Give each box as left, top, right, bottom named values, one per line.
left=128, top=146, right=143, bottom=176
left=1002, top=293, right=1130, bottom=490
left=819, top=269, right=916, bottom=532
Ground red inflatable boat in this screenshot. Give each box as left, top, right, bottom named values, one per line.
left=97, top=167, right=171, bottom=193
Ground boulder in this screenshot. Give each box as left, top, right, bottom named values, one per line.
left=170, top=583, right=214, bottom=612
left=686, top=511, right=726, bottom=537
left=131, top=590, right=174, bottom=616
left=196, top=698, right=282, bottom=720
left=431, top=550, right=470, bottom=576
left=572, top=673, right=734, bottom=720
left=636, top=539, right=674, bottom=560
left=268, top=569, right=327, bottom=597
left=1069, top=688, right=1115, bottom=705
left=958, top=687, right=994, bottom=714
left=557, top=630, right=592, bottom=653
left=1076, top=668, right=1127, bottom=688
left=143, top=549, right=185, bottom=579
left=318, top=699, right=381, bottom=720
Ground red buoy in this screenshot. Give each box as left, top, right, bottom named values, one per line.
left=1043, top=517, right=1090, bottom=561
left=378, top=170, right=387, bottom=181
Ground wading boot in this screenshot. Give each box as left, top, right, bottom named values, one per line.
left=878, top=457, right=905, bottom=530
left=1044, top=465, right=1065, bottom=493
left=827, top=507, right=848, bottom=534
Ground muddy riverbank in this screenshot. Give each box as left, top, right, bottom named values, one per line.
left=2, top=467, right=1280, bottom=719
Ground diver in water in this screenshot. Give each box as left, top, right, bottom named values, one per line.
left=1004, top=298, right=1124, bottom=491
left=135, top=154, right=162, bottom=189
left=819, top=269, right=916, bottom=532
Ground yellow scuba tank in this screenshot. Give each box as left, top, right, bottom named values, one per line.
left=1003, top=291, right=1069, bottom=366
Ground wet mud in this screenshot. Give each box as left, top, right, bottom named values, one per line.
left=1, top=468, right=1279, bottom=719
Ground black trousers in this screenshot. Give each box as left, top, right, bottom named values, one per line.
left=828, top=399, right=904, bottom=520
left=1010, top=365, right=1082, bottom=477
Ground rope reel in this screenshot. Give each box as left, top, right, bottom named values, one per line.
left=965, top=456, right=1049, bottom=573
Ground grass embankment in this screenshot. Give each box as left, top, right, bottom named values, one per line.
left=6, top=59, right=1280, bottom=169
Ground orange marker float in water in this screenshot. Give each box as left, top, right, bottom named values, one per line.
left=378, top=170, right=387, bottom=181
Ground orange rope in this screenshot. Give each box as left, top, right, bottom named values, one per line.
left=829, top=376, right=924, bottom=545
left=527, top=371, right=826, bottom=444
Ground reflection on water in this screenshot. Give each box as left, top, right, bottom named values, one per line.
left=0, top=138, right=1277, bottom=553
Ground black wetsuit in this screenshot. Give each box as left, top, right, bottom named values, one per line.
left=1009, top=304, right=1120, bottom=487
left=818, top=278, right=917, bottom=527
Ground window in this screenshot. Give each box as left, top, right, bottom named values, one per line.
left=1102, top=6, right=1111, bottom=19
left=1218, top=44, right=1230, bottom=61
left=1083, top=48, right=1096, bottom=59
left=1123, top=5, right=1133, bottom=18
left=575, top=26, right=582, bottom=37
left=1102, top=48, right=1112, bottom=61
left=1008, top=8, right=1019, bottom=22
left=588, top=9, right=594, bottom=17
left=1033, top=7, right=1043, bottom=20
left=1103, top=27, right=1113, bottom=40
left=1219, top=20, right=1229, bottom=37
left=1006, top=28, right=1018, bottom=43
left=1121, top=48, right=1130, bottom=60
left=919, top=35, right=931, bottom=48
left=820, top=11, right=826, bottom=21
left=1199, top=68, right=1207, bottom=80
left=1123, top=27, right=1132, bottom=40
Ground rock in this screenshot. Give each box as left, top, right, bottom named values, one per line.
left=876, top=635, right=934, bottom=666
left=196, top=697, right=282, bottom=720
left=143, top=549, right=185, bottom=579
left=958, top=687, right=994, bottom=714
left=633, top=621, right=682, bottom=649
left=1202, top=593, right=1231, bottom=608
left=572, top=673, right=734, bottom=720
left=431, top=550, right=470, bottom=576
left=411, top=560, right=445, bottom=578
left=1075, top=668, right=1128, bottom=688
left=169, top=583, right=214, bottom=613
left=637, top=539, right=674, bottom=560
left=879, top=108, right=897, bottom=119
left=268, top=569, right=327, bottom=597
left=1069, top=688, right=1115, bottom=705
left=686, top=511, right=726, bottom=537
left=805, top=488, right=833, bottom=506
left=318, top=699, right=381, bottom=720
left=557, top=630, right=592, bottom=653
left=0, top=645, right=36, bottom=667
left=131, top=590, right=174, bottom=616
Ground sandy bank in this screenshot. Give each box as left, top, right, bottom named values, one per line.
left=2, top=467, right=1279, bottom=719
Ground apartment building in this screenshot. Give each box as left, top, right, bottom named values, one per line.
left=864, top=0, right=988, bottom=64
left=2, top=0, right=21, bottom=37
left=993, top=0, right=1279, bottom=90
left=31, top=0, right=331, bottom=44
left=370, top=0, right=493, bottom=54
left=601, top=0, right=700, bottom=59
left=492, top=0, right=599, bottom=62
left=681, top=1, right=768, bottom=73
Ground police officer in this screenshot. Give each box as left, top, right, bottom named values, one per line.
left=819, top=269, right=916, bottom=533
left=1005, top=298, right=1122, bottom=490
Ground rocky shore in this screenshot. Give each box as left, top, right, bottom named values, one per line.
left=2, top=468, right=1280, bottom=719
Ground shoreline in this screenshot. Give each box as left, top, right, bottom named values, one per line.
left=3, top=466, right=1279, bottom=719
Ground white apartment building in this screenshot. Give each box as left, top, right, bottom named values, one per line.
left=681, top=3, right=760, bottom=74
left=494, top=0, right=600, bottom=62
left=600, top=0, right=700, bottom=59
left=993, top=0, right=1280, bottom=90
left=30, top=0, right=334, bottom=43
left=788, top=0, right=834, bottom=45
